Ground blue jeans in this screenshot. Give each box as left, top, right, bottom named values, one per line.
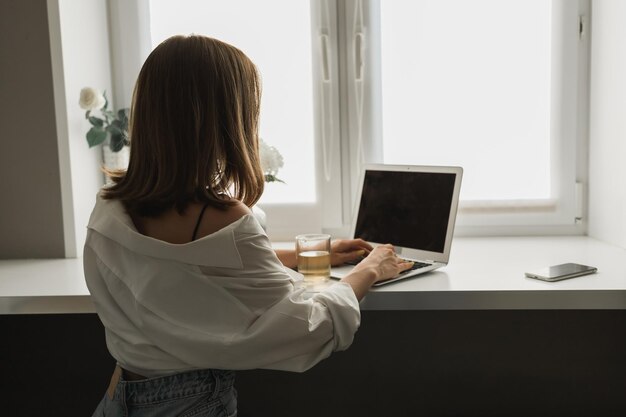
left=91, top=368, right=237, bottom=417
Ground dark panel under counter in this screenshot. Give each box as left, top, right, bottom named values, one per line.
left=3, top=311, right=625, bottom=417
left=0, top=314, right=114, bottom=416
left=235, top=310, right=626, bottom=417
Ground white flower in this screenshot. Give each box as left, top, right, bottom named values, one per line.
left=79, top=87, right=106, bottom=111
left=259, top=138, right=284, bottom=182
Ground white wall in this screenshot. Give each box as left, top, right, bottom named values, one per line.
left=48, top=0, right=114, bottom=256
left=588, top=0, right=626, bottom=249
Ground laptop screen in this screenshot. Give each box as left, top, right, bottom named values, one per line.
left=354, top=169, right=457, bottom=253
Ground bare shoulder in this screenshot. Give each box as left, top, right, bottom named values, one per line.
left=221, top=199, right=252, bottom=222
left=195, top=199, right=252, bottom=239
left=131, top=199, right=253, bottom=244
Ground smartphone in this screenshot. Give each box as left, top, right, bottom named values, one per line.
left=525, top=262, right=597, bottom=282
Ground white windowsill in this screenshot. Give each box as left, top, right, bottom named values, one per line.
left=1, top=236, right=625, bottom=314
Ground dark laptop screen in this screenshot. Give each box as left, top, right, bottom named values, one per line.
left=354, top=170, right=456, bottom=253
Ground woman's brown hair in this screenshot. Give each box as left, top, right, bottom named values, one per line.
left=102, top=35, right=265, bottom=217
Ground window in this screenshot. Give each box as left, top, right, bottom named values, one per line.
left=149, top=0, right=315, bottom=205
left=380, top=0, right=552, bottom=202
left=109, top=0, right=590, bottom=239
left=338, top=0, right=589, bottom=234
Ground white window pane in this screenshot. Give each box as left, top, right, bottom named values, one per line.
left=149, top=0, right=315, bottom=203
left=380, top=0, right=551, bottom=201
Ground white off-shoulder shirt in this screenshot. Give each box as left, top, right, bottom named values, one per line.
left=83, top=194, right=361, bottom=378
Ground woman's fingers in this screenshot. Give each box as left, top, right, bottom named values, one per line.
left=332, top=238, right=373, bottom=253
left=354, top=238, right=374, bottom=251
left=398, top=259, right=414, bottom=272
left=363, top=245, right=415, bottom=281
left=330, top=239, right=373, bottom=265
left=347, top=244, right=413, bottom=274
left=332, top=249, right=366, bottom=266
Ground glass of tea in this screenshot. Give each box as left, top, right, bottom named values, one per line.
left=295, top=234, right=331, bottom=289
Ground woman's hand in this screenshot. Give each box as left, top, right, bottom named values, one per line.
left=352, top=244, right=414, bottom=283
left=340, top=244, right=414, bottom=300
left=330, top=239, right=373, bottom=266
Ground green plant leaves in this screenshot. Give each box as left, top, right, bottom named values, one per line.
left=265, top=174, right=286, bottom=183
left=86, top=126, right=107, bottom=148
left=106, top=119, right=124, bottom=137
left=117, top=108, right=129, bottom=123
left=88, top=116, right=104, bottom=127
left=82, top=98, right=130, bottom=151
left=109, top=133, right=126, bottom=152
left=101, top=109, right=116, bottom=121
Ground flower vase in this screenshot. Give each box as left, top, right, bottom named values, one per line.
left=102, top=146, right=130, bottom=184
left=252, top=205, right=267, bottom=232
left=103, top=145, right=130, bottom=171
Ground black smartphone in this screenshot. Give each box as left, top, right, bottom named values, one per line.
left=524, top=262, right=597, bottom=282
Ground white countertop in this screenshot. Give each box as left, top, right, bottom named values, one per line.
left=2, top=236, right=625, bottom=314
left=361, top=236, right=626, bottom=310
left=0, top=258, right=93, bottom=314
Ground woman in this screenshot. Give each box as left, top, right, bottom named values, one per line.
left=86, top=35, right=413, bottom=417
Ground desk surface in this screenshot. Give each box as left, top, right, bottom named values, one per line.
left=1, top=236, right=625, bottom=314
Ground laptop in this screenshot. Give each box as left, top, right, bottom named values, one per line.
left=330, top=164, right=463, bottom=286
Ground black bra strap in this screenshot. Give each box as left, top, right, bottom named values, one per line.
left=191, top=203, right=210, bottom=241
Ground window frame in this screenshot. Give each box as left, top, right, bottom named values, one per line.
left=108, top=0, right=591, bottom=240
left=329, top=0, right=591, bottom=237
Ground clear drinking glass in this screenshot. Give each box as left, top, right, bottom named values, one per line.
left=295, top=234, right=331, bottom=289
